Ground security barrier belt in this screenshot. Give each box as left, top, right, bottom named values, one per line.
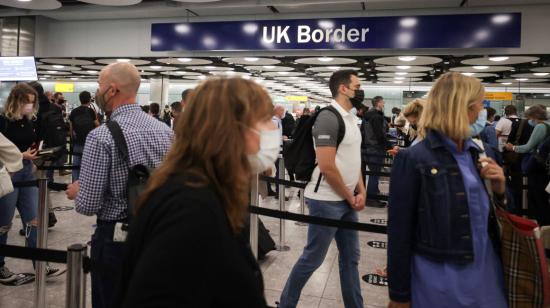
left=0, top=244, right=67, bottom=264
left=249, top=206, right=388, bottom=234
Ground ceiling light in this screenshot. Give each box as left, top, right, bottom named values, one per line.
left=489, top=56, right=509, bottom=62
left=263, top=65, right=275, bottom=69
left=395, top=72, right=408, bottom=76
left=473, top=66, right=489, bottom=70
left=501, top=82, right=512, bottom=85
left=47, top=70, right=57, bottom=73
left=398, top=56, right=417, bottom=62
left=116, top=59, right=130, bottom=63
left=70, top=77, right=78, bottom=80
left=397, top=66, right=411, bottom=70
left=394, top=81, right=404, bottom=84
left=318, top=57, right=334, bottom=62
left=17, top=0, right=32, bottom=2
left=242, top=75, right=251, bottom=80
left=462, top=72, right=475, bottom=76
left=244, top=57, right=259, bottom=62
left=52, top=65, right=64, bottom=69
left=150, top=66, right=162, bottom=69
left=516, top=78, right=528, bottom=81
left=278, top=72, right=289, bottom=75
left=198, top=75, right=206, bottom=80
left=327, top=66, right=340, bottom=70
left=177, top=58, right=192, bottom=62
left=205, top=66, right=216, bottom=69
left=87, top=70, right=97, bottom=74
left=173, top=71, right=187, bottom=75
left=544, top=94, right=550, bottom=97
left=444, top=61, right=450, bottom=64
left=534, top=73, right=549, bottom=76
left=394, top=77, right=406, bottom=80
left=532, top=61, right=538, bottom=64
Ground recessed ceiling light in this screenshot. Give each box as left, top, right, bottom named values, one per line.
left=205, top=66, right=216, bottom=69
left=244, top=57, right=259, bottom=62
left=544, top=94, right=550, bottom=97
left=87, top=70, right=98, bottom=74
left=198, top=75, right=206, bottom=80
left=177, top=58, right=192, bottom=62
left=398, top=56, right=417, bottom=62
left=394, top=77, right=406, bottom=80
left=263, top=65, right=275, bottom=69
left=242, top=75, right=251, bottom=80
left=532, top=61, right=538, bottom=64
left=150, top=66, right=162, bottom=69
left=489, top=56, right=509, bottom=62
left=70, top=77, right=78, bottom=80
left=327, top=66, right=340, bottom=70
left=501, top=82, right=512, bottom=85
left=318, top=57, right=334, bottom=62
left=516, top=78, right=528, bottom=81
left=278, top=72, right=289, bottom=75
left=52, top=65, right=64, bottom=69
left=117, top=59, right=130, bottom=63
left=444, top=61, right=450, bottom=65
left=17, top=0, right=32, bottom=2
left=534, top=73, right=549, bottom=76
left=473, top=66, right=489, bottom=70
left=396, top=66, right=411, bottom=70
left=395, top=72, right=408, bottom=76
left=394, top=81, right=404, bottom=84
left=47, top=70, right=57, bottom=73
left=462, top=72, right=476, bottom=76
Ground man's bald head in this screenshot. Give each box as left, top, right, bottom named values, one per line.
left=274, top=105, right=285, bottom=119
left=100, top=62, right=141, bottom=95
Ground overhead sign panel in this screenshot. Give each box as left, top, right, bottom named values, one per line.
left=0, top=56, right=37, bottom=81
left=485, top=92, right=513, bottom=100
left=151, top=13, right=521, bottom=51
left=54, top=83, right=74, bottom=93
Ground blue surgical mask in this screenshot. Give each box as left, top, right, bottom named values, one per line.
left=469, top=109, right=487, bottom=137
left=528, top=120, right=537, bottom=127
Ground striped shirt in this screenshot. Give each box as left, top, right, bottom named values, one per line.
left=75, top=104, right=173, bottom=221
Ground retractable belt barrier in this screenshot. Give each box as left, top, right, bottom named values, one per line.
left=0, top=244, right=68, bottom=264
left=13, top=180, right=69, bottom=191
left=37, top=165, right=80, bottom=171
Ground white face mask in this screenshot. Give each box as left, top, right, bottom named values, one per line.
left=248, top=129, right=281, bottom=173
left=22, top=103, right=34, bottom=115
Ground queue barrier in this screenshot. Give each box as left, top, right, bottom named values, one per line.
left=0, top=243, right=89, bottom=308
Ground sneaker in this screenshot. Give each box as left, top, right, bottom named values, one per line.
left=46, top=266, right=60, bottom=277
left=48, top=212, right=57, bottom=228
left=0, top=266, right=16, bottom=282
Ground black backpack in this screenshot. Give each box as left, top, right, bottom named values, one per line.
left=106, top=121, right=152, bottom=222
left=282, top=106, right=345, bottom=182
left=42, top=104, right=67, bottom=147
left=72, top=107, right=96, bottom=144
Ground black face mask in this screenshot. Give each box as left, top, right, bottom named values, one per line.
left=349, top=89, right=365, bottom=109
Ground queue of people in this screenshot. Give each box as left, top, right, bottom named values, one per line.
left=0, top=64, right=549, bottom=308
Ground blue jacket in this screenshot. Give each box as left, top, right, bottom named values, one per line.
left=387, top=130, right=503, bottom=302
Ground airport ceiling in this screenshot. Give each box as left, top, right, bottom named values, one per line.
left=1, top=0, right=550, bottom=20
left=35, top=54, right=550, bottom=91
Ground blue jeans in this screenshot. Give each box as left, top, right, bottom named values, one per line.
left=365, top=146, right=385, bottom=196
left=90, top=221, right=125, bottom=308
left=279, top=199, right=363, bottom=308
left=0, top=160, right=38, bottom=267
left=72, top=143, right=83, bottom=181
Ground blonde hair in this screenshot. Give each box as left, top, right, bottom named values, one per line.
left=4, top=83, right=38, bottom=121
left=403, top=99, right=425, bottom=119
left=419, top=73, right=484, bottom=140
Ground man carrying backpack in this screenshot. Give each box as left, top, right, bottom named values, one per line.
left=279, top=70, right=365, bottom=308
left=65, top=62, right=173, bottom=308
left=41, top=92, right=69, bottom=183
left=69, top=91, right=99, bottom=181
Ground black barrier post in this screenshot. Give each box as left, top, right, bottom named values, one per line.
left=66, top=244, right=87, bottom=308
left=250, top=174, right=259, bottom=260
left=296, top=183, right=307, bottom=227
left=34, top=177, right=49, bottom=308
left=523, top=176, right=528, bottom=212
left=276, top=156, right=290, bottom=252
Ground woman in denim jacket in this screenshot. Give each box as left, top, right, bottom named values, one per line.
left=387, top=73, right=507, bottom=308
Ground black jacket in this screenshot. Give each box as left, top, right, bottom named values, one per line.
left=115, top=174, right=267, bottom=308
left=281, top=112, right=296, bottom=138
left=362, top=108, right=390, bottom=149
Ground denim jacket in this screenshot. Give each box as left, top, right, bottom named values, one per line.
left=387, top=130, right=503, bottom=302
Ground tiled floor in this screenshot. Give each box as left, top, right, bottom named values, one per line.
left=0, top=177, right=390, bottom=308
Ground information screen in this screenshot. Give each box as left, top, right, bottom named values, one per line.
left=0, top=56, right=37, bottom=81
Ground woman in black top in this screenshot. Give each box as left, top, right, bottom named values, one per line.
left=0, top=83, right=58, bottom=282
left=115, top=78, right=280, bottom=307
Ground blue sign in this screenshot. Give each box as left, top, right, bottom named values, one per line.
left=151, top=13, right=521, bottom=51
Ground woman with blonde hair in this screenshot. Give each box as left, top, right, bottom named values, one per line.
left=0, top=83, right=59, bottom=282
left=115, top=78, right=277, bottom=307
left=388, top=72, right=507, bottom=308
left=402, top=99, right=425, bottom=146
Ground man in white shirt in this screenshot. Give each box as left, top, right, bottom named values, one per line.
left=279, top=70, right=365, bottom=308
left=495, top=105, right=519, bottom=152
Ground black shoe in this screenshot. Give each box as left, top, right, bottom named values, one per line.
left=48, top=212, right=57, bottom=228
left=267, top=190, right=277, bottom=197
left=19, top=229, right=25, bottom=236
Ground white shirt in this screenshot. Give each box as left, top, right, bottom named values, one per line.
left=495, top=116, right=517, bottom=151
left=305, top=101, right=362, bottom=201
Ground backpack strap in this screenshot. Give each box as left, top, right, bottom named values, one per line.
left=106, top=120, right=129, bottom=164
left=513, top=119, right=526, bottom=145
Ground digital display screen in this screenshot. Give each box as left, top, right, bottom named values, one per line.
left=0, top=56, right=37, bottom=81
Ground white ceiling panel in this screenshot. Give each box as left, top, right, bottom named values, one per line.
left=156, top=58, right=212, bottom=65
left=306, top=66, right=360, bottom=72
left=223, top=57, right=280, bottom=65
left=0, top=0, right=61, bottom=10
left=189, top=5, right=272, bottom=16
left=497, top=78, right=549, bottom=83
left=37, top=65, right=81, bottom=71
left=461, top=56, right=540, bottom=66
left=275, top=3, right=363, bottom=14
left=136, top=65, right=178, bottom=71
left=245, top=66, right=294, bottom=72
left=467, top=0, right=550, bottom=6
left=40, top=58, right=94, bottom=66
left=376, top=66, right=433, bottom=72
left=374, top=56, right=442, bottom=66
left=377, top=72, right=427, bottom=77
left=511, top=73, right=550, bottom=78
left=532, top=67, right=550, bottom=73
left=78, top=0, right=142, bottom=5
left=295, top=57, right=356, bottom=65
left=96, top=58, right=150, bottom=65
left=450, top=66, right=514, bottom=73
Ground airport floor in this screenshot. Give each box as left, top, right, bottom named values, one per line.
left=0, top=176, right=390, bottom=308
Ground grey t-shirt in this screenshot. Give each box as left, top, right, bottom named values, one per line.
left=312, top=110, right=339, bottom=147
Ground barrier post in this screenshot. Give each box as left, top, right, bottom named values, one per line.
left=521, top=176, right=529, bottom=210
left=276, top=156, right=290, bottom=251
left=34, top=177, right=49, bottom=308
left=250, top=173, right=259, bottom=259
left=66, top=244, right=87, bottom=308
left=295, top=185, right=307, bottom=226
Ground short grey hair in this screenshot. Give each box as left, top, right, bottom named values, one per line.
left=524, top=104, right=548, bottom=120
